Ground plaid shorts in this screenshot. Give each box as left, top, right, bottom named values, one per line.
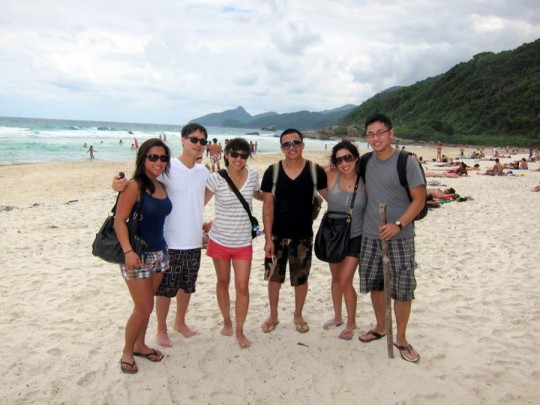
left=359, top=236, right=417, bottom=301
left=155, top=248, right=201, bottom=297
left=121, top=249, right=170, bottom=281
left=264, top=237, right=312, bottom=287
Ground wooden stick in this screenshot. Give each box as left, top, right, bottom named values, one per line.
left=379, top=202, right=394, bottom=359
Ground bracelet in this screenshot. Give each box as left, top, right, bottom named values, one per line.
left=124, top=249, right=133, bottom=255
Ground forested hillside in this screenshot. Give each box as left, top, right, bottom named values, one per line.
left=341, top=39, right=540, bottom=146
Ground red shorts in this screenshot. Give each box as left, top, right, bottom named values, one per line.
left=206, top=238, right=253, bottom=261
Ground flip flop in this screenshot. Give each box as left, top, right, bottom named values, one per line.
left=261, top=319, right=279, bottom=333
left=133, top=348, right=164, bottom=362
left=323, top=319, right=344, bottom=330
left=338, top=328, right=355, bottom=340
left=393, top=343, right=420, bottom=363
left=294, top=319, right=310, bottom=333
left=358, top=329, right=386, bottom=343
left=120, top=360, right=138, bottom=374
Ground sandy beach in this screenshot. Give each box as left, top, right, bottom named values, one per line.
left=1, top=145, right=540, bottom=404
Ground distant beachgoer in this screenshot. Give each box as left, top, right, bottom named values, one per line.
left=482, top=158, right=504, bottom=176
left=87, top=145, right=96, bottom=159
left=437, top=143, right=442, bottom=161
left=208, top=138, right=222, bottom=172
left=532, top=182, right=540, bottom=192
left=455, top=162, right=468, bottom=176
left=119, top=139, right=123, bottom=145
left=519, top=158, right=528, bottom=170
left=427, top=188, right=456, bottom=199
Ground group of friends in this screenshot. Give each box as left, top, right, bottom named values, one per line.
left=112, top=113, right=426, bottom=374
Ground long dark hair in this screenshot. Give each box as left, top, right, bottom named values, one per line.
left=133, top=138, right=171, bottom=194
left=224, top=138, right=250, bottom=167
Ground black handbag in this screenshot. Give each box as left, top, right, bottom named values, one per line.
left=218, top=169, right=260, bottom=239
left=315, top=175, right=360, bottom=263
left=92, top=192, right=147, bottom=264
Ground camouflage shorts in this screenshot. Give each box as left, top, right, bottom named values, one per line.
left=264, top=236, right=312, bottom=286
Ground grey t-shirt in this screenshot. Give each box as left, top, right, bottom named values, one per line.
left=362, top=150, right=424, bottom=239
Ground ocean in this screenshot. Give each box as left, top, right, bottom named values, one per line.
left=0, top=117, right=364, bottom=165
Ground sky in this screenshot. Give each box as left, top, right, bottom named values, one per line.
left=1, top=0, right=539, bottom=125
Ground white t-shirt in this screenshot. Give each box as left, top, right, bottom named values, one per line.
left=206, top=166, right=260, bottom=248
left=158, top=158, right=209, bottom=249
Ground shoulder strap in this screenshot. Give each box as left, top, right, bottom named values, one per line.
left=348, top=175, right=361, bottom=212
left=218, top=169, right=257, bottom=226
left=358, top=152, right=373, bottom=182
left=397, top=150, right=410, bottom=188
left=271, top=162, right=280, bottom=197
left=309, top=160, right=317, bottom=203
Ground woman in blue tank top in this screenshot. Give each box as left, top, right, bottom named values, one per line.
left=114, top=138, right=172, bottom=374
left=322, top=141, right=366, bottom=340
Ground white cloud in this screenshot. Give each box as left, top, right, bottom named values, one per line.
left=0, top=0, right=539, bottom=124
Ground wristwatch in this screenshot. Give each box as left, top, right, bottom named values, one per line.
left=394, top=221, right=403, bottom=230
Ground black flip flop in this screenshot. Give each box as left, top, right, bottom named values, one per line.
left=133, top=348, right=164, bottom=362
left=358, top=330, right=386, bottom=343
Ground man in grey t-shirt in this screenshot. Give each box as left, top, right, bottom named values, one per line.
left=357, top=113, right=425, bottom=363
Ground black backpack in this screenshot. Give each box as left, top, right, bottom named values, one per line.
left=358, top=150, right=428, bottom=221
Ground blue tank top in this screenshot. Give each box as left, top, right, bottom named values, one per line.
left=327, top=172, right=366, bottom=238
left=139, top=191, right=172, bottom=251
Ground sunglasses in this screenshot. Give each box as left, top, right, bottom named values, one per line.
left=229, top=151, right=249, bottom=159
left=281, top=140, right=302, bottom=149
left=146, top=154, right=170, bottom=163
left=335, top=154, right=354, bottom=165
left=186, top=136, right=208, bottom=146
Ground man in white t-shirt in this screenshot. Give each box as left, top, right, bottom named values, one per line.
left=114, top=123, right=210, bottom=347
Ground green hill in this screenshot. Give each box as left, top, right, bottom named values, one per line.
left=341, top=39, right=540, bottom=147
left=190, top=105, right=356, bottom=131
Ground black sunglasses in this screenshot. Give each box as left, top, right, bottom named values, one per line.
left=335, top=154, right=354, bottom=165
left=146, top=154, right=170, bottom=163
left=230, top=151, right=249, bottom=159
left=281, top=140, right=302, bottom=149
left=186, top=136, right=208, bottom=146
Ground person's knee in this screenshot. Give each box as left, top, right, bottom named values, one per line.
left=235, top=282, right=249, bottom=297
left=134, top=301, right=154, bottom=318
left=217, top=275, right=231, bottom=288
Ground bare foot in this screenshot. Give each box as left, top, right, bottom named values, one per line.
left=221, top=323, right=233, bottom=337
left=156, top=330, right=172, bottom=348
left=174, top=323, right=199, bottom=338
left=236, top=332, right=251, bottom=349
